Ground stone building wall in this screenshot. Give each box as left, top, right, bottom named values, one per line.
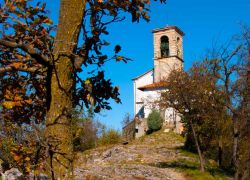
left=122, top=120, right=135, bottom=141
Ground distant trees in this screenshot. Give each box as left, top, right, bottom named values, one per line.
left=121, top=113, right=135, bottom=141
left=122, top=113, right=133, bottom=128
left=160, top=27, right=250, bottom=178
left=71, top=110, right=105, bottom=152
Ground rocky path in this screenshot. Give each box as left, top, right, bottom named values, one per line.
left=74, top=131, right=188, bottom=180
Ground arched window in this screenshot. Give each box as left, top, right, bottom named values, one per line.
left=160, top=36, right=169, bottom=58
left=177, top=37, right=180, bottom=57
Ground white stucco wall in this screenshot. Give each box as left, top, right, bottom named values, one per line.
left=133, top=72, right=182, bottom=123
left=133, top=70, right=154, bottom=118
left=138, top=89, right=162, bottom=118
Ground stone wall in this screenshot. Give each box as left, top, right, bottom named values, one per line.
left=122, top=120, right=136, bottom=141
left=135, top=118, right=148, bottom=138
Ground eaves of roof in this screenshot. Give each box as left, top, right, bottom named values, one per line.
left=138, top=81, right=168, bottom=91
left=132, top=69, right=153, bottom=81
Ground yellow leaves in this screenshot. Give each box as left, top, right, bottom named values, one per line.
left=86, top=94, right=95, bottom=105
left=9, top=4, right=16, bottom=12
left=25, top=166, right=31, bottom=174
left=116, top=56, right=124, bottom=61
left=12, top=63, right=23, bottom=69
left=4, top=89, right=12, bottom=99
left=2, top=100, right=31, bottom=109
left=43, top=18, right=53, bottom=25
left=13, top=154, right=22, bottom=161
left=25, top=99, right=33, bottom=105
left=3, top=87, right=33, bottom=109
left=15, top=54, right=24, bottom=60
left=25, top=157, right=30, bottom=161
left=85, top=79, right=91, bottom=85
left=14, top=95, right=23, bottom=101
left=10, top=144, right=34, bottom=174
left=2, top=101, right=15, bottom=109
left=15, top=0, right=27, bottom=3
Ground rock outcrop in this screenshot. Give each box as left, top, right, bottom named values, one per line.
left=74, top=131, right=187, bottom=180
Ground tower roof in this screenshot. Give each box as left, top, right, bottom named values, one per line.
left=152, top=26, right=185, bottom=36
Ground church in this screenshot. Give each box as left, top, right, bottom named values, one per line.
left=132, top=26, right=185, bottom=138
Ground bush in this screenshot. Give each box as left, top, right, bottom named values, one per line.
left=97, top=128, right=121, bottom=146
left=73, top=119, right=98, bottom=151
left=0, top=124, right=46, bottom=175
left=147, top=110, right=163, bottom=133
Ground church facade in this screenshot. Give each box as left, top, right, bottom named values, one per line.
left=132, top=26, right=184, bottom=138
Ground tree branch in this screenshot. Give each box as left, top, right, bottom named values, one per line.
left=0, top=39, right=50, bottom=66
left=0, top=63, right=42, bottom=74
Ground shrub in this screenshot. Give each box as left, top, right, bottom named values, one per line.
left=147, top=110, right=163, bottom=133
left=71, top=109, right=106, bottom=152
left=97, top=128, right=121, bottom=146
left=73, top=119, right=98, bottom=151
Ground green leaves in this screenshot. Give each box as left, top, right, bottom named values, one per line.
left=147, top=110, right=163, bottom=133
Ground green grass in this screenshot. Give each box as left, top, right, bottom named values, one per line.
left=178, top=150, right=231, bottom=179
left=150, top=158, right=231, bottom=180
left=133, top=129, right=185, bottom=146
left=145, top=131, right=231, bottom=180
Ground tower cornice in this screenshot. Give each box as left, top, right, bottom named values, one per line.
left=152, top=26, right=185, bottom=36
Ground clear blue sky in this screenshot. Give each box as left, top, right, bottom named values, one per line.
left=45, top=0, right=249, bottom=130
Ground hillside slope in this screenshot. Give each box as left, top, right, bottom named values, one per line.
left=74, top=131, right=230, bottom=180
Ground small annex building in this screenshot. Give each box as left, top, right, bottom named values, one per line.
left=126, top=26, right=185, bottom=139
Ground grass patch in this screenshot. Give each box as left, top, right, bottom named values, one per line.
left=176, top=147, right=199, bottom=159
left=149, top=158, right=231, bottom=180
left=133, top=130, right=185, bottom=146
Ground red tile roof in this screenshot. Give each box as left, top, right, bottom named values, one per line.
left=138, top=82, right=168, bottom=91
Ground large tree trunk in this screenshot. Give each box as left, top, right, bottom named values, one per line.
left=45, top=0, right=86, bottom=179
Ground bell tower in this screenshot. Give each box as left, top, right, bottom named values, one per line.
left=153, top=26, right=184, bottom=82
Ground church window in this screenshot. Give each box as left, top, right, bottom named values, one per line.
left=177, top=37, right=180, bottom=57
left=160, top=36, right=169, bottom=58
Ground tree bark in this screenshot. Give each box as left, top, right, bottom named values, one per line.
left=218, top=136, right=223, bottom=167
left=45, top=0, right=86, bottom=179
left=190, top=119, right=205, bottom=172
left=233, top=115, right=239, bottom=180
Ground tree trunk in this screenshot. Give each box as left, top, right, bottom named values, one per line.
left=218, top=136, right=223, bottom=167
left=233, top=116, right=239, bottom=180
left=190, top=119, right=205, bottom=172
left=45, top=0, right=86, bottom=179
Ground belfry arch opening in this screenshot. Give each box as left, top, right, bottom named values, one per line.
left=177, top=37, right=180, bottom=57
left=160, top=36, right=169, bottom=58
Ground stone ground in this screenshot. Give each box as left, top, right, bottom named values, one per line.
left=74, top=131, right=190, bottom=180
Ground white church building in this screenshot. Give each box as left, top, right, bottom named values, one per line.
left=132, top=26, right=184, bottom=138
